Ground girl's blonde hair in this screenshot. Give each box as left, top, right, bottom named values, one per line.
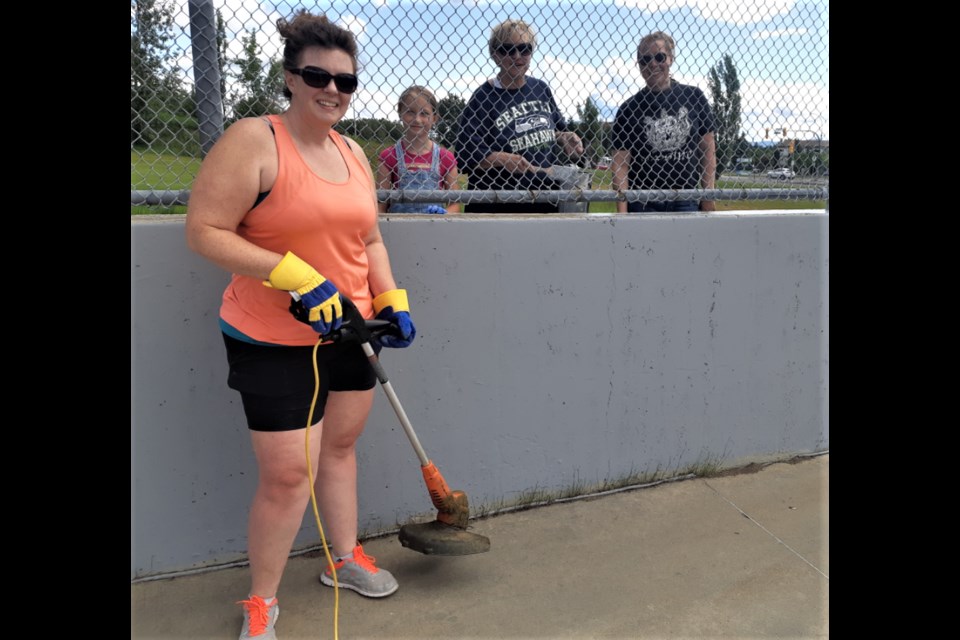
left=397, top=85, right=438, bottom=115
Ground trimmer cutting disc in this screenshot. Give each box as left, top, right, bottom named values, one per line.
left=399, top=521, right=491, bottom=556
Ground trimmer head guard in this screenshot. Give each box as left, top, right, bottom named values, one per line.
left=399, top=483, right=491, bottom=555
left=398, top=521, right=491, bottom=556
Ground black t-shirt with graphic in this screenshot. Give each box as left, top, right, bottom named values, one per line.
left=610, top=81, right=716, bottom=190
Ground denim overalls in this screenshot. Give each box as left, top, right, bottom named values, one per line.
left=388, top=140, right=445, bottom=213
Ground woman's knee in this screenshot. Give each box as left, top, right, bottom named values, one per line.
left=257, top=465, right=313, bottom=500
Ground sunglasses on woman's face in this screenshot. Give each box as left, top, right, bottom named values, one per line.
left=496, top=43, right=534, bottom=57
left=289, top=66, right=359, bottom=94
left=638, top=52, right=669, bottom=66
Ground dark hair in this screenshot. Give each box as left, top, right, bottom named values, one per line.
left=276, top=10, right=358, bottom=99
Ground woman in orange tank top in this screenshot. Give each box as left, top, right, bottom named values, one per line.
left=185, top=10, right=412, bottom=639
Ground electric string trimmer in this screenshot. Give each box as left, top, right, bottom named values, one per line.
left=294, top=295, right=491, bottom=556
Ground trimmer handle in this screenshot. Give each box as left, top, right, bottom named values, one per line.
left=360, top=318, right=405, bottom=345
left=288, top=293, right=402, bottom=344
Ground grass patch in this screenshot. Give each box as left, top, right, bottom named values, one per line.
left=131, top=149, right=197, bottom=215
left=714, top=199, right=826, bottom=211
left=585, top=199, right=826, bottom=214
left=132, top=205, right=186, bottom=215
left=468, top=453, right=730, bottom=520
left=584, top=170, right=826, bottom=212
left=131, top=152, right=826, bottom=215
left=132, top=149, right=201, bottom=191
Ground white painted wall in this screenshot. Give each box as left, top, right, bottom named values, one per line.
left=131, top=211, right=828, bottom=579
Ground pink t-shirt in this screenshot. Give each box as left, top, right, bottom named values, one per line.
left=378, top=142, right=458, bottom=188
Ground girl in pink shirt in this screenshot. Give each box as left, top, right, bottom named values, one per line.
left=377, top=86, right=460, bottom=214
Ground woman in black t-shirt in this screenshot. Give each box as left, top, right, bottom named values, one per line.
left=610, top=31, right=717, bottom=213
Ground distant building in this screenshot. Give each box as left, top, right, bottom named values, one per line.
left=772, top=139, right=829, bottom=174
left=777, top=139, right=829, bottom=154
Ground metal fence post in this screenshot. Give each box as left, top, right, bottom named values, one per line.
left=188, top=0, right=224, bottom=156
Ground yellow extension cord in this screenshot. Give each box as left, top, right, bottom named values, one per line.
left=305, top=338, right=340, bottom=640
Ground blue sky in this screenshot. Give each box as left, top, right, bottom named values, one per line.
left=173, top=1, right=828, bottom=143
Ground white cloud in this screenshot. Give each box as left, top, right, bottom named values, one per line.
left=338, top=15, right=369, bottom=42
left=752, top=28, right=808, bottom=39
left=613, top=0, right=794, bottom=25
left=349, top=86, right=396, bottom=120
left=538, top=54, right=606, bottom=120
left=448, top=74, right=498, bottom=100
left=739, top=77, right=829, bottom=140
left=156, top=0, right=826, bottom=141
left=539, top=51, right=827, bottom=142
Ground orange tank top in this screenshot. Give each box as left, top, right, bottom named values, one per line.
left=219, top=115, right=378, bottom=346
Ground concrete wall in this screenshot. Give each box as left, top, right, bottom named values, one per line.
left=131, top=211, right=828, bottom=579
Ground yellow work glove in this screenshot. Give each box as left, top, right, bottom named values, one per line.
left=372, top=289, right=416, bottom=348
left=264, top=252, right=342, bottom=335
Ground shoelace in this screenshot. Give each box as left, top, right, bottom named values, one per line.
left=353, top=546, right=379, bottom=573
left=237, top=596, right=274, bottom=636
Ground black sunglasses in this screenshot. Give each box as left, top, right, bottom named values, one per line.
left=496, top=43, right=534, bottom=57
left=638, top=52, right=669, bottom=66
left=288, top=66, right=358, bottom=94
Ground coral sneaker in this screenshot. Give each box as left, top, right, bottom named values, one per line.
left=237, top=595, right=279, bottom=639
left=320, top=543, right=399, bottom=597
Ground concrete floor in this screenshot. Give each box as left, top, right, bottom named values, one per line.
left=132, top=453, right=828, bottom=639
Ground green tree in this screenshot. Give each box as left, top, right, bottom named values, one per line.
left=216, top=8, right=228, bottom=120
left=436, top=95, right=465, bottom=149
left=338, top=118, right=403, bottom=143
left=749, top=144, right=778, bottom=172
left=132, top=0, right=198, bottom=155
left=229, top=29, right=285, bottom=121
left=575, top=97, right=603, bottom=165
left=131, top=0, right=177, bottom=146
left=707, top=54, right=745, bottom=177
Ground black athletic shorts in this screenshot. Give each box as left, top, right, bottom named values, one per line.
left=222, top=333, right=379, bottom=432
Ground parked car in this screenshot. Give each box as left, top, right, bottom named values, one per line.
left=595, top=156, right=612, bottom=170
left=767, top=167, right=795, bottom=180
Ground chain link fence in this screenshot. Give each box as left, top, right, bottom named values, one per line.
left=131, top=0, right=828, bottom=211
